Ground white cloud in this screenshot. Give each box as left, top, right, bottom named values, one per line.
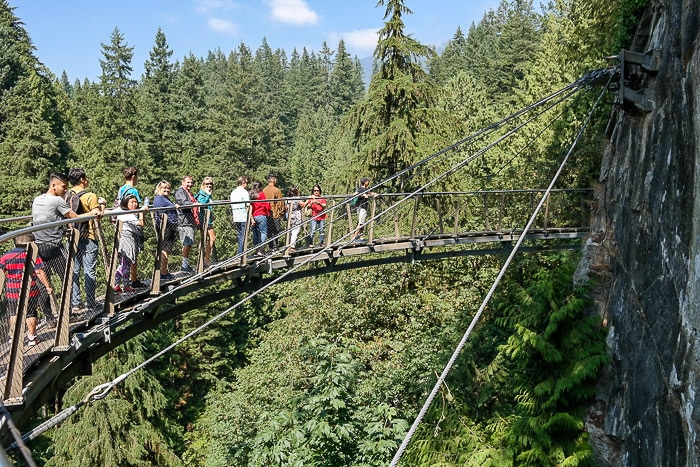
left=266, top=0, right=319, bottom=25
left=336, top=28, right=379, bottom=54
left=208, top=18, right=238, bottom=35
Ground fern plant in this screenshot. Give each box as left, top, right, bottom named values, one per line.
left=497, top=253, right=609, bottom=466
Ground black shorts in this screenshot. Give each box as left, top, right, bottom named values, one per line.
left=3, top=298, right=38, bottom=319
left=162, top=224, right=178, bottom=253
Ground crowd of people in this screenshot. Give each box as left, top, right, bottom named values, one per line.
left=2, top=168, right=377, bottom=346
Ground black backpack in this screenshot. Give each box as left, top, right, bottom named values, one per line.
left=65, top=189, right=88, bottom=236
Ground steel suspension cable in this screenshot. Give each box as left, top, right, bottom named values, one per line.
left=388, top=79, right=613, bottom=467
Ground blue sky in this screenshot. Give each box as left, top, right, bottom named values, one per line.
left=13, top=0, right=495, bottom=83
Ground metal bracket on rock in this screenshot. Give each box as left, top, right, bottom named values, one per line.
left=613, top=49, right=659, bottom=112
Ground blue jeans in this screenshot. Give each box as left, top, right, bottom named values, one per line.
left=252, top=215, right=268, bottom=248
left=72, top=238, right=98, bottom=308
left=235, top=222, right=247, bottom=254
left=309, top=219, right=325, bottom=245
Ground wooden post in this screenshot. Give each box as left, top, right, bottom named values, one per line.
left=326, top=200, right=335, bottom=247
left=3, top=242, right=38, bottom=402
left=368, top=198, right=376, bottom=243
left=285, top=201, right=292, bottom=247
left=151, top=213, right=167, bottom=294
left=498, top=192, right=505, bottom=233
left=394, top=196, right=400, bottom=239
left=346, top=202, right=354, bottom=235
left=453, top=196, right=461, bottom=237
left=55, top=228, right=79, bottom=348
left=411, top=196, right=419, bottom=239
left=241, top=208, right=252, bottom=265
left=105, top=221, right=122, bottom=317
left=482, top=193, right=490, bottom=231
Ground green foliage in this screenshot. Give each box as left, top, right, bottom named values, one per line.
left=0, top=0, right=67, bottom=214
left=400, top=253, right=608, bottom=466
left=187, top=261, right=493, bottom=465
left=46, top=335, right=183, bottom=466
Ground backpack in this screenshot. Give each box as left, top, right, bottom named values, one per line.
left=65, top=189, right=88, bottom=235
left=350, top=191, right=359, bottom=208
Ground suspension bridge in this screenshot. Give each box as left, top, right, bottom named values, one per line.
left=0, top=62, right=623, bottom=463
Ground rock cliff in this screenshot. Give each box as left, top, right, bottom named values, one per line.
left=581, top=0, right=700, bottom=465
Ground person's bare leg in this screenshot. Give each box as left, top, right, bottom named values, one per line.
left=26, top=317, right=37, bottom=336
left=206, top=228, right=216, bottom=263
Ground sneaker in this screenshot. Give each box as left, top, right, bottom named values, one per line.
left=181, top=265, right=194, bottom=273
left=114, top=285, right=122, bottom=293
left=161, top=273, right=175, bottom=281
left=130, top=280, right=147, bottom=289
left=72, top=304, right=87, bottom=314
left=27, top=333, right=38, bottom=346
left=122, top=285, right=135, bottom=293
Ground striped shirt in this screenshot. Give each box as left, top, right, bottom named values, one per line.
left=0, top=247, right=44, bottom=300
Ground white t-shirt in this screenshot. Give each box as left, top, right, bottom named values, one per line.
left=230, top=186, right=250, bottom=223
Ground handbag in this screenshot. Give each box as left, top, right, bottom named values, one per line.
left=303, top=204, right=313, bottom=217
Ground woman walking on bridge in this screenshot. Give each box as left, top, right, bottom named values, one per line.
left=302, top=185, right=327, bottom=247
left=196, top=177, right=216, bottom=265
left=114, top=194, right=144, bottom=293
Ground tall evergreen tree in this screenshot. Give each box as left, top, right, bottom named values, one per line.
left=92, top=27, right=144, bottom=180
left=329, top=40, right=366, bottom=116
left=140, top=28, right=177, bottom=179
left=252, top=38, right=291, bottom=175
left=0, top=0, right=66, bottom=214
left=48, top=336, right=183, bottom=466
left=428, top=27, right=469, bottom=85
left=346, top=0, right=450, bottom=187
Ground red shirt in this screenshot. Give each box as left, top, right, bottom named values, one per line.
left=251, top=191, right=270, bottom=218
left=0, top=247, right=44, bottom=300
left=309, top=197, right=327, bottom=220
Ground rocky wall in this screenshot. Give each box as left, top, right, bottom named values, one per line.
left=581, top=0, right=700, bottom=465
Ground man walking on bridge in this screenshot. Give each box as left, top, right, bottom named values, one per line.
left=230, top=176, right=250, bottom=255
left=67, top=168, right=105, bottom=313
left=263, top=173, right=285, bottom=251
left=175, top=175, right=200, bottom=273
left=32, top=172, right=102, bottom=323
